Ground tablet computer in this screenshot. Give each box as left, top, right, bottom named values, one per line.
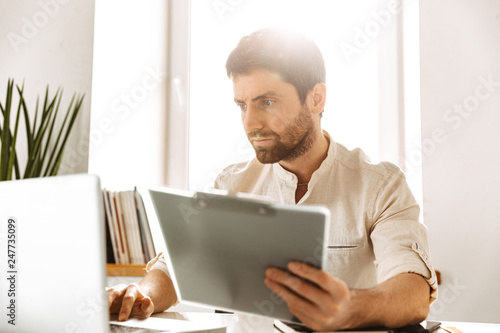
left=274, top=319, right=441, bottom=332
left=148, top=187, right=330, bottom=322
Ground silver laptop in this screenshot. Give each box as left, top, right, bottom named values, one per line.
left=0, top=174, right=227, bottom=333
left=0, top=173, right=109, bottom=333
left=149, top=187, right=330, bottom=323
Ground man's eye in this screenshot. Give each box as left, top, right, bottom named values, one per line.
left=263, top=100, right=274, bottom=107
left=238, top=104, right=247, bottom=111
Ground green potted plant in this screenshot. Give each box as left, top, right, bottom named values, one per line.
left=0, top=78, right=85, bottom=181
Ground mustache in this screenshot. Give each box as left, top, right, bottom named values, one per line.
left=247, top=130, right=279, bottom=140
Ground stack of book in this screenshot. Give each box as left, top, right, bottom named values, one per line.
left=103, top=188, right=156, bottom=264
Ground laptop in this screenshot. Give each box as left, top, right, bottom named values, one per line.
left=0, top=174, right=226, bottom=333
left=148, top=187, right=330, bottom=323
left=0, top=173, right=108, bottom=333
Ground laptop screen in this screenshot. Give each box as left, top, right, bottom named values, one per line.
left=0, top=174, right=109, bottom=333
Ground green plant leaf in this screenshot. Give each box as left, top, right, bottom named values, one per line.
left=48, top=93, right=85, bottom=176
left=24, top=86, right=60, bottom=178
left=44, top=92, right=75, bottom=176
left=0, top=79, right=14, bottom=180
left=7, top=85, right=24, bottom=180
left=21, top=94, right=33, bottom=154
left=2, top=79, right=84, bottom=180
left=40, top=89, right=63, bottom=176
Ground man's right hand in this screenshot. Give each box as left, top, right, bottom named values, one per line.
left=107, top=283, right=155, bottom=321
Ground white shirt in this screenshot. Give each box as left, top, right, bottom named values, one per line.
left=213, top=131, right=437, bottom=301
left=151, top=131, right=437, bottom=301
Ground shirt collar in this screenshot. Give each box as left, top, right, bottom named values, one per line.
left=272, top=130, right=336, bottom=186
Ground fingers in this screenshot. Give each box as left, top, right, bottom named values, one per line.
left=137, top=296, right=155, bottom=318
left=287, top=262, right=349, bottom=301
left=107, top=284, right=128, bottom=313
left=118, top=285, right=140, bottom=321
left=265, top=263, right=350, bottom=330
left=264, top=269, right=329, bottom=327
left=265, top=266, right=329, bottom=305
left=107, top=283, right=154, bottom=321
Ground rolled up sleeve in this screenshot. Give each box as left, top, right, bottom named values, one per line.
left=369, top=170, right=438, bottom=303
left=146, top=252, right=172, bottom=278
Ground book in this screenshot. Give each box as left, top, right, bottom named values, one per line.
left=110, top=190, right=130, bottom=264
left=105, top=216, right=116, bottom=263
left=134, top=187, right=156, bottom=261
left=103, top=190, right=119, bottom=263
left=103, top=188, right=157, bottom=265
left=119, top=191, right=145, bottom=264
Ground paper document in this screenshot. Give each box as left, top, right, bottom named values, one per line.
left=110, top=317, right=226, bottom=333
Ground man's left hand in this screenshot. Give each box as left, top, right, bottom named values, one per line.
left=265, top=262, right=351, bottom=331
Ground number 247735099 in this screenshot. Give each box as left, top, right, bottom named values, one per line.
left=7, top=219, right=16, bottom=270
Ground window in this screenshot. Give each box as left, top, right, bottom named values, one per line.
left=89, top=0, right=422, bottom=205
left=188, top=0, right=391, bottom=191
left=89, top=0, right=168, bottom=189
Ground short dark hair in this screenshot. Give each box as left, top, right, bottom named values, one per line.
left=226, top=27, right=326, bottom=105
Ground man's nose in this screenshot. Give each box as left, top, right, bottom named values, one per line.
left=242, top=105, right=264, bottom=132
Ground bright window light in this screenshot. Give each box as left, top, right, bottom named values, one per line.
left=189, top=0, right=382, bottom=191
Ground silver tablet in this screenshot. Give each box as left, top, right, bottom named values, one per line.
left=149, top=187, right=330, bottom=322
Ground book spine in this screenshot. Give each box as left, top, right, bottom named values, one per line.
left=120, top=191, right=145, bottom=264
left=134, top=188, right=156, bottom=261
left=112, top=191, right=130, bottom=264
left=103, top=189, right=119, bottom=263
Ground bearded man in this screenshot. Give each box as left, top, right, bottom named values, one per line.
left=108, top=28, right=437, bottom=331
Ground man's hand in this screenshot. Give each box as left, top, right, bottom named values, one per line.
left=265, top=262, right=351, bottom=331
left=107, top=283, right=155, bottom=321
left=265, top=262, right=431, bottom=331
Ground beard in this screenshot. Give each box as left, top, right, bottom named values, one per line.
left=247, top=106, right=316, bottom=164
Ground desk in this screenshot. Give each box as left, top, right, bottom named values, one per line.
left=152, top=311, right=275, bottom=333
left=438, top=321, right=500, bottom=333
left=146, top=312, right=500, bottom=333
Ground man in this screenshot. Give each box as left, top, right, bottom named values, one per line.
left=108, top=28, right=437, bottom=331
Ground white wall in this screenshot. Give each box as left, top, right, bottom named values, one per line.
left=420, top=0, right=500, bottom=323
left=0, top=0, right=95, bottom=175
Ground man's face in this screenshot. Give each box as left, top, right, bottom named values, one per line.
left=232, top=69, right=316, bottom=164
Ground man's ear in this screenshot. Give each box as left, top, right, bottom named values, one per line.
left=308, top=83, right=327, bottom=115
